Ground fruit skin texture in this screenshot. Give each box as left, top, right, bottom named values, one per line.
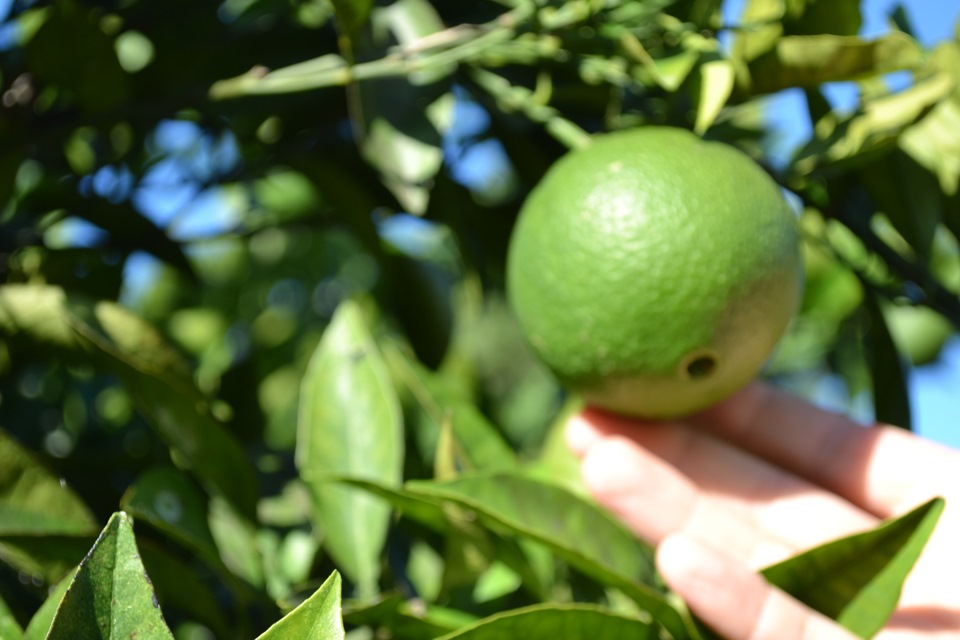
left=506, top=127, right=802, bottom=419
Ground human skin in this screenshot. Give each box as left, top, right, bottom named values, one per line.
left=566, top=382, right=960, bottom=639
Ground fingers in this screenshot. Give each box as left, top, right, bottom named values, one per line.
left=571, top=412, right=877, bottom=558
left=695, top=383, right=960, bottom=518
left=580, top=433, right=795, bottom=567
left=657, top=533, right=859, bottom=640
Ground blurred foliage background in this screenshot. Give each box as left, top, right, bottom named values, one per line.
left=1, top=0, right=959, bottom=637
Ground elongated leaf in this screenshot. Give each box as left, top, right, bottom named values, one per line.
left=330, top=0, right=373, bottom=37
left=0, top=593, right=22, bottom=640
left=762, top=498, right=944, bottom=638
left=384, top=343, right=516, bottom=474
left=0, top=535, right=93, bottom=585
left=46, top=512, right=175, bottom=640
left=0, top=427, right=98, bottom=536
left=296, top=301, right=403, bottom=596
left=257, top=571, right=345, bottom=640
left=343, top=593, right=476, bottom=639
left=749, top=32, right=921, bottom=94
left=0, top=284, right=258, bottom=519
left=22, top=568, right=77, bottom=640
left=120, top=467, right=221, bottom=567
left=351, top=0, right=453, bottom=214
left=695, top=56, right=735, bottom=134
left=863, top=291, right=912, bottom=429
left=785, top=0, right=861, bottom=37
left=404, top=474, right=690, bottom=639
left=435, top=604, right=654, bottom=640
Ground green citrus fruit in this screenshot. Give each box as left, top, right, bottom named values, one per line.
left=506, top=127, right=802, bottom=418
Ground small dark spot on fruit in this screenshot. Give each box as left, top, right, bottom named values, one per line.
left=686, top=356, right=716, bottom=379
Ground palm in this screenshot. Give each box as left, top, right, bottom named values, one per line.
left=568, top=383, right=960, bottom=639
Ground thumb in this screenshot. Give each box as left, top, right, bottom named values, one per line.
left=657, top=533, right=858, bottom=640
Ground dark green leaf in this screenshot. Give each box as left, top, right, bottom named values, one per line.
left=384, top=342, right=517, bottom=475
left=343, top=593, right=476, bottom=639
left=330, top=0, right=373, bottom=37
left=296, top=300, right=403, bottom=596
left=863, top=291, right=912, bottom=429
left=0, top=427, right=98, bottom=536
left=785, top=0, right=861, bottom=37
left=762, top=497, right=944, bottom=638
left=22, top=568, right=76, bottom=640
left=435, top=604, right=654, bottom=640
left=120, top=467, right=221, bottom=568
left=0, top=284, right=259, bottom=519
left=46, top=512, right=175, bottom=640
left=404, top=475, right=689, bottom=639
left=256, top=570, right=345, bottom=640
left=0, top=536, right=92, bottom=585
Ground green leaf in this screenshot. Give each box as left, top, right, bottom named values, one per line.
left=0, top=284, right=259, bottom=519
left=0, top=592, right=23, bottom=640
left=404, top=474, right=690, bottom=639
left=351, top=0, right=453, bottom=214
left=384, top=342, right=517, bottom=475
left=0, top=426, right=98, bottom=536
left=792, top=71, right=956, bottom=175
left=343, top=593, right=476, bottom=639
left=330, top=0, right=373, bottom=37
left=863, top=291, right=912, bottom=429
left=695, top=56, right=736, bottom=134
left=785, top=0, right=861, bottom=37
left=22, top=568, right=77, bottom=640
left=120, top=467, right=221, bottom=568
left=46, top=512, right=175, bottom=640
left=762, top=497, right=944, bottom=638
left=860, top=149, right=942, bottom=264
left=296, top=300, right=403, bottom=596
left=257, top=571, right=345, bottom=640
left=748, top=32, right=922, bottom=94
left=0, top=535, right=92, bottom=585
left=435, top=604, right=654, bottom=640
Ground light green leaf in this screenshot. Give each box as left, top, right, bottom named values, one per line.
left=120, top=467, right=221, bottom=568
left=257, top=571, right=345, bottom=640
left=762, top=497, right=944, bottom=638
left=46, top=512, right=175, bottom=640
left=296, top=300, right=403, bottom=596
left=792, top=72, right=956, bottom=175
left=731, top=0, right=785, bottom=63
left=0, top=592, right=22, bottom=640
left=695, top=57, right=736, bottom=134
left=435, top=604, right=654, bottom=640
left=0, top=284, right=258, bottom=519
left=22, top=568, right=76, bottom=640
left=749, top=32, right=922, bottom=94
left=0, top=427, right=98, bottom=536
left=404, top=474, right=689, bottom=639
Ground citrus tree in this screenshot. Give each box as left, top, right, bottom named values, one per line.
left=0, top=0, right=957, bottom=638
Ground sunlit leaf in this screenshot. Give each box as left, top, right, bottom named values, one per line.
left=404, top=474, right=689, bottom=638
left=763, top=498, right=943, bottom=638
left=435, top=604, right=654, bottom=640
left=749, top=32, right=921, bottom=94
left=256, top=571, right=344, bottom=640
left=296, top=300, right=403, bottom=596
left=46, top=512, right=174, bottom=640
left=0, top=427, right=98, bottom=536
left=695, top=56, right=735, bottom=134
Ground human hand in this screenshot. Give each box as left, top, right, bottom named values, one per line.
left=566, top=382, right=960, bottom=639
